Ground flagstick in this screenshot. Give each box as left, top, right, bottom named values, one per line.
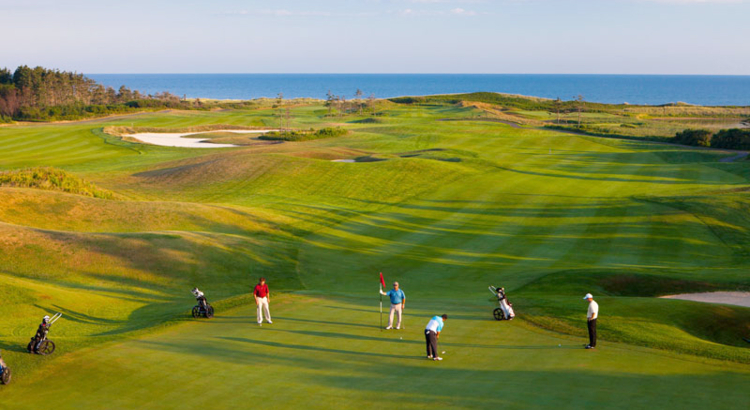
left=379, top=285, right=383, bottom=331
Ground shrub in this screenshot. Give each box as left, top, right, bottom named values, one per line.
left=711, top=129, right=750, bottom=150
left=388, top=97, right=424, bottom=105
left=674, top=129, right=713, bottom=147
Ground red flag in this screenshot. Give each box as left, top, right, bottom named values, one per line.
left=379, top=272, right=386, bottom=288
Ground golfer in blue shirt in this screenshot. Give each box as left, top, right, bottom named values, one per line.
left=379, top=282, right=405, bottom=329
left=425, top=314, right=447, bottom=361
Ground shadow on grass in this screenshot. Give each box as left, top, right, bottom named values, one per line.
left=0, top=340, right=30, bottom=354
left=260, top=327, right=575, bottom=350
left=322, top=305, right=377, bottom=314
left=217, top=336, right=423, bottom=360
left=48, top=304, right=124, bottom=326
left=269, top=316, right=381, bottom=329
left=260, top=328, right=420, bottom=345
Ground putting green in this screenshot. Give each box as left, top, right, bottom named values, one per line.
left=3, top=296, right=749, bottom=410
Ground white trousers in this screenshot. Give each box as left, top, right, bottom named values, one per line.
left=389, top=303, right=403, bottom=328
left=257, top=297, right=272, bottom=323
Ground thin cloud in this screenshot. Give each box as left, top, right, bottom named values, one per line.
left=396, top=7, right=483, bottom=15
left=450, top=7, right=478, bottom=15
left=219, top=9, right=379, bottom=17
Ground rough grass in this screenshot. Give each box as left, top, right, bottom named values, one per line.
left=0, top=167, right=117, bottom=199
left=258, top=127, right=348, bottom=141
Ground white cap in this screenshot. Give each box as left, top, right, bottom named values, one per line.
left=583, top=293, right=593, bottom=300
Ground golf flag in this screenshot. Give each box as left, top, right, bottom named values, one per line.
left=378, top=272, right=385, bottom=330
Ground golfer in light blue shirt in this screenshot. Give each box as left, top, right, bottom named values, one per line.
left=379, top=281, right=405, bottom=329
left=425, top=314, right=447, bottom=361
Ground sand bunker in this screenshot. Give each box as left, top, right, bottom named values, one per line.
left=331, top=159, right=356, bottom=163
left=125, top=130, right=276, bottom=148
left=661, top=292, right=750, bottom=308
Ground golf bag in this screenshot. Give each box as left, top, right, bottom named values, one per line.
left=191, top=288, right=214, bottom=319
left=27, top=313, right=60, bottom=355
left=0, top=350, right=10, bottom=385
left=489, top=286, right=515, bottom=320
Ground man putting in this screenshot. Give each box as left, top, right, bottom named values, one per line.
left=583, top=293, right=598, bottom=349
left=424, top=314, right=447, bottom=361
left=380, top=281, right=406, bottom=330
left=254, top=277, right=272, bottom=325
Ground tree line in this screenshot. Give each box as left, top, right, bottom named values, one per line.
left=0, top=65, right=185, bottom=122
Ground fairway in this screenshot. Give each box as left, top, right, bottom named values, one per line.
left=1, top=102, right=749, bottom=409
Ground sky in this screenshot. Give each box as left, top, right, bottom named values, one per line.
left=1, top=0, right=749, bottom=74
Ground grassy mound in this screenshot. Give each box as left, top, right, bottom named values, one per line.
left=126, top=149, right=473, bottom=208
left=517, top=269, right=746, bottom=297
left=0, top=167, right=116, bottom=199
left=641, top=192, right=750, bottom=257
left=103, top=124, right=268, bottom=137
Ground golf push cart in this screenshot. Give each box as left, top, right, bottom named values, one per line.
left=191, top=288, right=214, bottom=319
left=0, top=350, right=10, bottom=385
left=27, top=313, right=61, bottom=356
left=489, top=286, right=515, bottom=320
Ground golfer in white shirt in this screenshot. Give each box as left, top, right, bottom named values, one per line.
left=584, top=293, right=598, bottom=349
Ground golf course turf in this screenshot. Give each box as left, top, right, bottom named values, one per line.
left=0, top=101, right=748, bottom=409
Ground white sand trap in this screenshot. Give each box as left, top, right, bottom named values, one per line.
left=331, top=159, right=356, bottom=163
left=660, top=292, right=750, bottom=308
left=125, top=130, right=276, bottom=148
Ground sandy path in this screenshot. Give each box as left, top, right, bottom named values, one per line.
left=125, top=130, right=276, bottom=148
left=719, top=152, right=749, bottom=163
left=660, top=292, right=750, bottom=308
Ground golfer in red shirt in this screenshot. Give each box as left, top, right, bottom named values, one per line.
left=254, top=277, right=272, bottom=325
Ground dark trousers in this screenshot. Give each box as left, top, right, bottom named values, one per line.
left=587, top=319, right=597, bottom=347
left=425, top=330, right=438, bottom=357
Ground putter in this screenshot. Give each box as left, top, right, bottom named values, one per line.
left=743, top=337, right=750, bottom=344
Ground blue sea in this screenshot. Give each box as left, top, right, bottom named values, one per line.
left=88, top=74, right=750, bottom=106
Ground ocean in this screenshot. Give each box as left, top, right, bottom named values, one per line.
left=87, top=74, right=750, bottom=106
